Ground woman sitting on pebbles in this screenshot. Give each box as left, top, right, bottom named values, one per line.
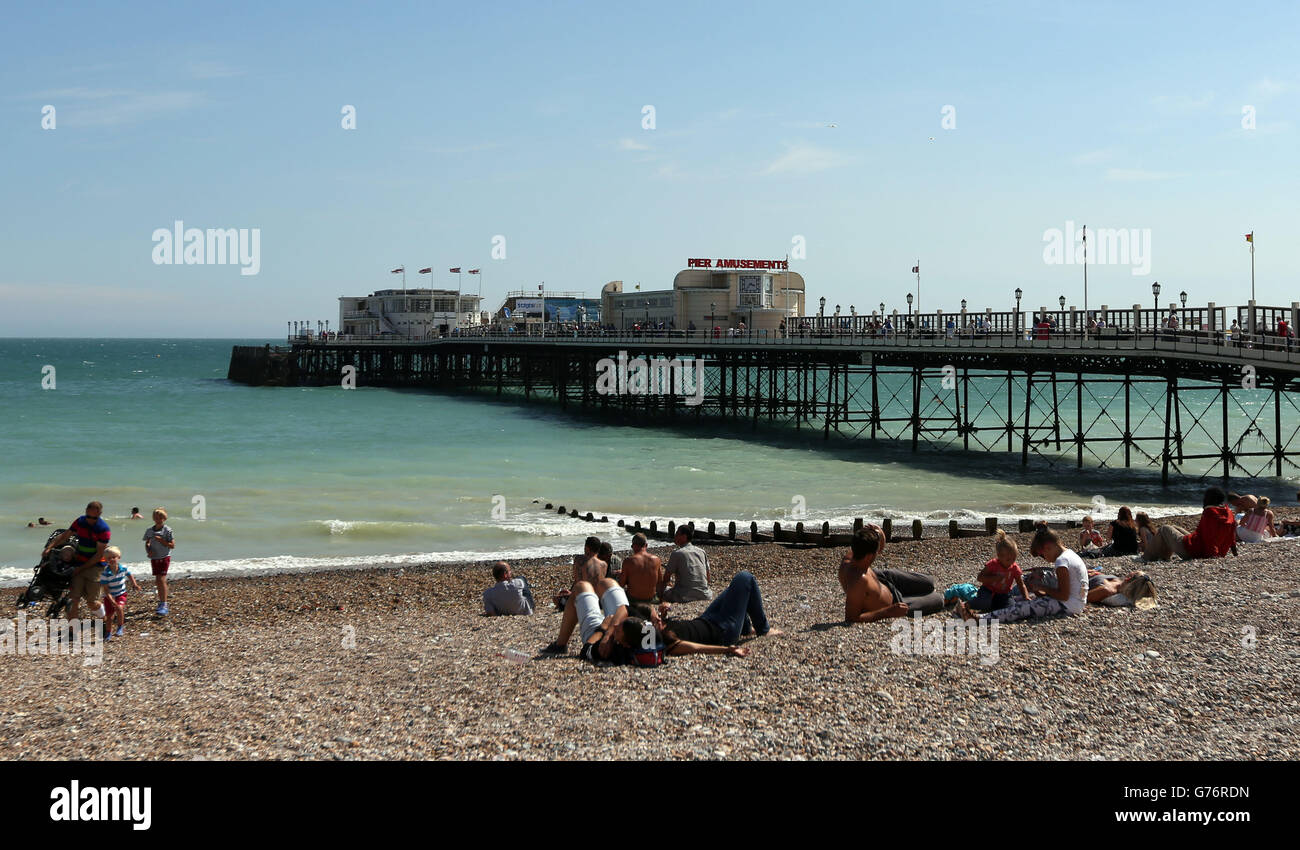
left=1080, top=506, right=1140, bottom=559
left=1135, top=512, right=1159, bottom=556
left=1237, top=497, right=1277, bottom=542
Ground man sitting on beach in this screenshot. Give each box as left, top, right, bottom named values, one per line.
left=659, top=526, right=712, bottom=602
left=554, top=536, right=608, bottom=610
left=619, top=533, right=662, bottom=605
left=482, top=561, right=535, bottom=616
left=574, top=536, right=607, bottom=583
left=597, top=541, right=622, bottom=579
left=1142, top=486, right=1238, bottom=561
left=839, top=525, right=945, bottom=623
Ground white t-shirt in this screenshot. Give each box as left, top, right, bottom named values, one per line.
left=1055, top=548, right=1088, bottom=615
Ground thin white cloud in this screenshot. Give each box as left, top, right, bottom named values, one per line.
left=1250, top=77, right=1288, bottom=100
left=760, top=143, right=854, bottom=175
left=618, top=137, right=651, bottom=151
left=187, top=61, right=244, bottom=79
left=1105, top=168, right=1177, bottom=182
left=24, top=88, right=200, bottom=126
left=1072, top=148, right=1117, bottom=165
left=1150, top=92, right=1215, bottom=112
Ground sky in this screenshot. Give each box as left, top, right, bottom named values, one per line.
left=2, top=0, right=1298, bottom=336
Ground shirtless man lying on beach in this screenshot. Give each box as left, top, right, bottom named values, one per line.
left=618, top=533, right=662, bottom=605
left=839, top=525, right=945, bottom=623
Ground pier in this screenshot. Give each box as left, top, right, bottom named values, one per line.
left=230, top=301, right=1300, bottom=483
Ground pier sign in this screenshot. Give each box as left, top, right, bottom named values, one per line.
left=687, top=258, right=789, bottom=270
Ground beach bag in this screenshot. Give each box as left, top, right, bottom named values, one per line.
left=1115, top=572, right=1158, bottom=609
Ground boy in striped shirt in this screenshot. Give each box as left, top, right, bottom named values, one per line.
left=98, top=546, right=141, bottom=640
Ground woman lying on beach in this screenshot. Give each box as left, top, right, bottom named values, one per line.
left=956, top=527, right=1087, bottom=623
left=645, top=571, right=783, bottom=656
left=1080, top=506, right=1139, bottom=558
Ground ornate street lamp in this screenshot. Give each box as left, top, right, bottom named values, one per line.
left=1152, top=281, right=1161, bottom=312
left=1058, top=295, right=1066, bottom=310
left=1180, top=290, right=1187, bottom=308
left=819, top=296, right=826, bottom=317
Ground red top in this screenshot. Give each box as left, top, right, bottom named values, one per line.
left=1035, top=322, right=1051, bottom=340
left=1184, top=505, right=1236, bottom=558
left=981, top=557, right=1023, bottom=594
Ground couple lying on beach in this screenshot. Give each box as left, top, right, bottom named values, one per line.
left=541, top=527, right=782, bottom=666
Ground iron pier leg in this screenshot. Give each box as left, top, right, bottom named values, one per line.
left=1021, top=373, right=1033, bottom=467
left=1170, top=379, right=1180, bottom=486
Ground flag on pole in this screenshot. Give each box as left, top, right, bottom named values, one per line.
left=417, top=267, right=431, bottom=274
left=539, top=284, right=544, bottom=291
left=449, top=267, right=462, bottom=273
left=911, top=265, right=919, bottom=274
left=467, top=269, right=480, bottom=274
left=390, top=267, right=404, bottom=274
left=1245, top=232, right=1254, bottom=243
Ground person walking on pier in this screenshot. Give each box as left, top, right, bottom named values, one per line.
left=839, top=525, right=944, bottom=623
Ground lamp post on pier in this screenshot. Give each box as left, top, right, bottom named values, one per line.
left=1014, top=288, right=1023, bottom=344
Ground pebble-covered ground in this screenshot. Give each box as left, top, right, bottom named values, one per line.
left=3, top=512, right=1298, bottom=761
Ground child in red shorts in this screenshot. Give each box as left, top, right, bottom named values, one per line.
left=142, top=508, right=175, bottom=616
left=98, top=547, right=142, bottom=639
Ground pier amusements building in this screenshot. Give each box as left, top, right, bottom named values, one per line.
left=601, top=257, right=806, bottom=331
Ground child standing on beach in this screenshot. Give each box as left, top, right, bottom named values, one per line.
left=99, top=546, right=142, bottom=639
left=142, top=508, right=175, bottom=616
left=969, top=531, right=1030, bottom=611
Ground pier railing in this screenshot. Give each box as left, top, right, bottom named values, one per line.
left=298, top=325, right=1300, bottom=365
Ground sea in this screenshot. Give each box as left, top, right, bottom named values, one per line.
left=2, top=338, right=1295, bottom=584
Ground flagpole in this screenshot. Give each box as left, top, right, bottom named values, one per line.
left=457, top=270, right=463, bottom=329
left=915, top=259, right=921, bottom=321
left=1083, top=224, right=1088, bottom=343
left=1250, top=231, right=1255, bottom=302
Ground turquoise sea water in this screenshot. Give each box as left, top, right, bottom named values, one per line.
left=1, top=339, right=1294, bottom=583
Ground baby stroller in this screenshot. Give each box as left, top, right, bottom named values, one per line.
left=16, top=529, right=77, bottom=618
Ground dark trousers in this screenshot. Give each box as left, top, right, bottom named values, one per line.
left=967, top=587, right=1011, bottom=612
left=699, top=571, right=770, bottom=645
left=875, top=568, right=945, bottom=615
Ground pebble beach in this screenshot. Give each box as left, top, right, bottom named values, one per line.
left=3, top=511, right=1299, bottom=761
